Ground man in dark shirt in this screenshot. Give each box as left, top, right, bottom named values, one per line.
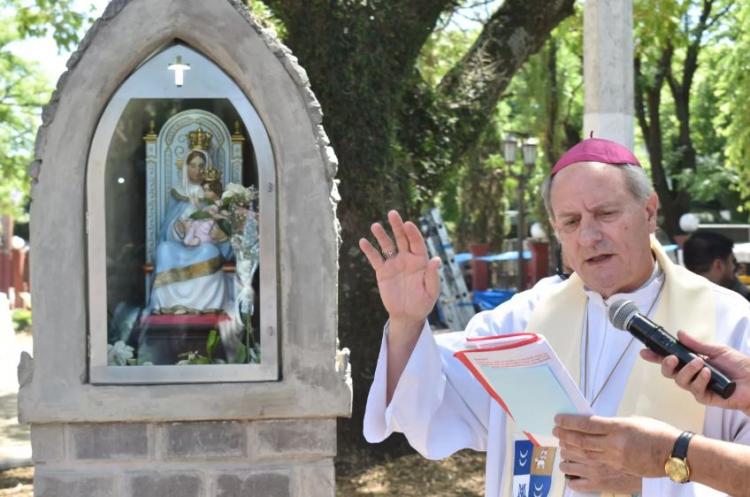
left=683, top=231, right=750, bottom=300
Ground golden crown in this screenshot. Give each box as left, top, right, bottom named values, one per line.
left=203, top=166, right=221, bottom=182
left=188, top=127, right=212, bottom=151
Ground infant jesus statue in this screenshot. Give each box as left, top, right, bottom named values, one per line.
left=183, top=171, right=229, bottom=246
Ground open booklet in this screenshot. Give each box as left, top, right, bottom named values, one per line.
left=454, top=333, right=592, bottom=447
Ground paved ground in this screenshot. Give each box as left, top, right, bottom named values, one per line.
left=0, top=301, right=32, bottom=471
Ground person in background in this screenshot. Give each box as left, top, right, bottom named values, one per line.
left=683, top=230, right=750, bottom=300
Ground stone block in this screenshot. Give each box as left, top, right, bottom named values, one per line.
left=164, top=421, right=245, bottom=459
left=129, top=472, right=204, bottom=497
left=216, top=471, right=290, bottom=497
left=70, top=423, right=148, bottom=460
left=294, top=461, right=335, bottom=497
left=30, top=424, right=65, bottom=464
left=35, top=471, right=116, bottom=497
left=250, top=419, right=335, bottom=460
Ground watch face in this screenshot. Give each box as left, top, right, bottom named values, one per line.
left=665, top=457, right=690, bottom=483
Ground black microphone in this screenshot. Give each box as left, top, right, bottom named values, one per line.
left=608, top=299, right=736, bottom=400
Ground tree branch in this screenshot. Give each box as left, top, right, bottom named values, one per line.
left=634, top=56, right=650, bottom=140
left=435, top=0, right=575, bottom=159
left=636, top=44, right=673, bottom=199
left=682, top=0, right=714, bottom=94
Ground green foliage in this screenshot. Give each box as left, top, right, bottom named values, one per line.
left=417, top=29, right=476, bottom=88
left=177, top=328, right=260, bottom=365
left=246, top=0, right=287, bottom=40
left=178, top=329, right=221, bottom=365
left=417, top=9, right=584, bottom=249
left=0, top=1, right=94, bottom=217
left=453, top=122, right=510, bottom=249
left=717, top=3, right=750, bottom=214
left=11, top=308, right=31, bottom=333
left=632, top=0, right=743, bottom=233
left=0, top=27, right=48, bottom=217
left=11, top=0, right=90, bottom=51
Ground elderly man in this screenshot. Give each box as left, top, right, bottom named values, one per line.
left=359, top=138, right=750, bottom=497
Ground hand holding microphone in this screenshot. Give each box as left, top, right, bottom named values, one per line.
left=608, top=299, right=736, bottom=400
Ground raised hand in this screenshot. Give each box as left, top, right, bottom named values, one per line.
left=359, top=210, right=441, bottom=335
left=640, top=331, right=750, bottom=416
left=360, top=210, right=442, bottom=403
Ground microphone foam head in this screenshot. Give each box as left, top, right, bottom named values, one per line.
left=608, top=299, right=639, bottom=330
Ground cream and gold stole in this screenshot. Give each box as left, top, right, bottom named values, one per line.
left=499, top=240, right=716, bottom=497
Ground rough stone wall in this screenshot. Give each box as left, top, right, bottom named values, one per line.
left=22, top=0, right=350, bottom=422
left=24, top=1, right=349, bottom=495
left=32, top=419, right=336, bottom=497
left=31, top=0, right=341, bottom=226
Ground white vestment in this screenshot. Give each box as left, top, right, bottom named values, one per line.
left=363, top=271, right=750, bottom=497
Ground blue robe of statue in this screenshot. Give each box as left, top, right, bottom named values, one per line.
left=149, top=154, right=234, bottom=315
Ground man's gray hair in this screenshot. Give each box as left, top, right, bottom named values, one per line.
left=541, top=164, right=653, bottom=219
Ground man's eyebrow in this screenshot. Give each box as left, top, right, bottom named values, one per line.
left=556, top=202, right=622, bottom=218
left=591, top=202, right=623, bottom=212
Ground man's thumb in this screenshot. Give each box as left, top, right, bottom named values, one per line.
left=677, top=330, right=725, bottom=357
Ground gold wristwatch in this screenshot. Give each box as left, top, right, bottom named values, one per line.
left=664, top=431, right=694, bottom=483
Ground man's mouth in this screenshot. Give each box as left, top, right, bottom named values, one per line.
left=585, top=254, right=613, bottom=264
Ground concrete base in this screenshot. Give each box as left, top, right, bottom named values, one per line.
left=31, top=419, right=336, bottom=497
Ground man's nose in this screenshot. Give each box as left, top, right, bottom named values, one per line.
left=578, top=218, right=603, bottom=246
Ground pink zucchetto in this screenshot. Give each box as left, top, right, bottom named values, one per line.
left=551, top=137, right=641, bottom=175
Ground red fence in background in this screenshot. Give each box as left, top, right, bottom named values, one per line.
left=0, top=216, right=30, bottom=309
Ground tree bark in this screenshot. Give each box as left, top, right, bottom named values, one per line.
left=260, top=0, right=574, bottom=453
left=634, top=47, right=688, bottom=237
left=436, top=0, right=575, bottom=161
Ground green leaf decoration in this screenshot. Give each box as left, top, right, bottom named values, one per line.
left=235, top=344, right=248, bottom=364
left=206, top=329, right=219, bottom=361
left=217, top=219, right=233, bottom=236
left=189, top=210, right=212, bottom=220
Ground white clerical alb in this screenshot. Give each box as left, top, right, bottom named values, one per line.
left=580, top=262, right=662, bottom=416
left=364, top=250, right=750, bottom=497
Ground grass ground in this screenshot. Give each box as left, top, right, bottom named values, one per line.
left=0, top=467, right=32, bottom=497
left=335, top=449, right=485, bottom=497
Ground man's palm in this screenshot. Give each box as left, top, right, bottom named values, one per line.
left=359, top=210, right=441, bottom=329
left=376, top=250, right=440, bottom=323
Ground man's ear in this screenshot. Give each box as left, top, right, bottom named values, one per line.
left=711, top=257, right=726, bottom=274
left=645, top=192, right=659, bottom=231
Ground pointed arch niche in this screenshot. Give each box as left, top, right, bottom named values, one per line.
left=23, top=0, right=348, bottom=428
left=87, top=43, right=278, bottom=383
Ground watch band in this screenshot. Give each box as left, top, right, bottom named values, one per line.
left=672, top=431, right=695, bottom=459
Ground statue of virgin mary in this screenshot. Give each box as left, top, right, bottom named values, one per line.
left=149, top=128, right=233, bottom=315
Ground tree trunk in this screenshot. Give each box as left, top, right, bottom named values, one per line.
left=635, top=47, right=689, bottom=238
left=435, top=0, right=575, bottom=162
left=262, top=0, right=575, bottom=454
left=634, top=0, right=722, bottom=238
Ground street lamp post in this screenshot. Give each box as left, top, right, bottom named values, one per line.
left=503, top=134, right=538, bottom=291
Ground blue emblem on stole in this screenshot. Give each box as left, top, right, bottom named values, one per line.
left=512, top=440, right=533, bottom=497
left=529, top=475, right=552, bottom=497
left=512, top=440, right=555, bottom=497
left=513, top=440, right=533, bottom=475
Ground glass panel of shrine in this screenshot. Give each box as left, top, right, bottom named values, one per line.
left=87, top=43, right=278, bottom=383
